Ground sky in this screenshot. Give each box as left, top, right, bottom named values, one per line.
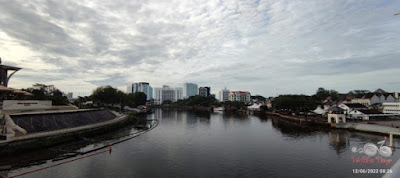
left=1, top=0, right=399, bottom=97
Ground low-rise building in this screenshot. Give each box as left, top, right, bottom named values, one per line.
left=229, top=91, right=251, bottom=103
left=351, top=93, right=397, bottom=107
left=382, top=102, right=400, bottom=114
left=338, top=103, right=368, bottom=114
left=349, top=109, right=384, bottom=120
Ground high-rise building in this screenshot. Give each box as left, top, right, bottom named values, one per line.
left=199, top=87, right=210, bottom=97
left=183, top=83, right=198, bottom=99
left=154, top=86, right=183, bottom=105
left=219, top=88, right=230, bottom=102
left=229, top=91, right=251, bottom=103
left=127, top=82, right=153, bottom=100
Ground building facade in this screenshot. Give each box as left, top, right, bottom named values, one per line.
left=154, top=86, right=183, bottom=105
left=219, top=88, right=230, bottom=102
left=351, top=93, right=397, bottom=107
left=228, top=91, right=251, bottom=103
left=183, top=83, right=198, bottom=99
left=127, top=82, right=153, bottom=100
left=199, top=87, right=210, bottom=97
left=382, top=102, right=400, bottom=114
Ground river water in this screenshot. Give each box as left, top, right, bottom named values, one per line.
left=3, top=109, right=400, bottom=178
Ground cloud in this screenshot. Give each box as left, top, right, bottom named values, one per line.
left=1, top=0, right=399, bottom=97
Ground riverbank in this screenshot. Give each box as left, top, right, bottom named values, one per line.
left=0, top=110, right=142, bottom=156
left=266, top=112, right=400, bottom=137
left=150, top=105, right=213, bottom=111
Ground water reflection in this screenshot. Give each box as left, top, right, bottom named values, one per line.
left=270, top=115, right=319, bottom=138
left=328, top=130, right=350, bottom=155
left=0, top=116, right=146, bottom=174
left=4, top=109, right=400, bottom=178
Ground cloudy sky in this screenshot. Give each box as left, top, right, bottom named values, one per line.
left=1, top=0, right=399, bottom=97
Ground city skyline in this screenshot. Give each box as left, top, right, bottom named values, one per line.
left=1, top=0, right=399, bottom=97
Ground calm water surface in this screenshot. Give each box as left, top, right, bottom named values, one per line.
left=3, top=109, right=400, bottom=178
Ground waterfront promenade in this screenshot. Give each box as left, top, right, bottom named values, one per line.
left=266, top=112, right=400, bottom=137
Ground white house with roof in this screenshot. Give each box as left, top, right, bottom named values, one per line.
left=351, top=93, right=397, bottom=107
left=338, top=103, right=368, bottom=115
left=348, top=109, right=385, bottom=120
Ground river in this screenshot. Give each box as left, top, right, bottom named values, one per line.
left=2, top=109, right=400, bottom=178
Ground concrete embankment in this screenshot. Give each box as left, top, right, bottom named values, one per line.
left=335, top=123, right=400, bottom=135
left=266, top=112, right=400, bottom=136
left=266, top=112, right=330, bottom=127
left=0, top=109, right=135, bottom=155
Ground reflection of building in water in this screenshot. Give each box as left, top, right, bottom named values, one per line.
left=328, top=131, right=350, bottom=155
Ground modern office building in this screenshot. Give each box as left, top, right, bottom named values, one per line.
left=229, top=91, right=251, bottom=103
left=219, top=88, right=230, bottom=102
left=154, top=86, right=183, bottom=105
left=183, top=83, right=198, bottom=98
left=199, top=87, right=210, bottom=97
left=127, top=82, right=153, bottom=100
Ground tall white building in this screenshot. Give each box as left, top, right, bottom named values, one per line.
left=154, top=86, right=183, bottom=105
left=127, top=82, right=153, bottom=100
left=183, top=83, right=198, bottom=99
left=219, top=88, right=230, bottom=102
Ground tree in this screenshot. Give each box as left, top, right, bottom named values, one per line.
left=92, top=86, right=118, bottom=106
left=312, top=87, right=339, bottom=103
left=222, top=101, right=248, bottom=110
left=162, top=100, right=172, bottom=105
left=132, top=92, right=147, bottom=106
left=175, top=95, right=217, bottom=107
left=23, top=88, right=69, bottom=105
left=251, top=95, right=266, bottom=101
left=272, top=95, right=316, bottom=112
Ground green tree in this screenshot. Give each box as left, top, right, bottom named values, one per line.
left=132, top=92, right=147, bottom=106
left=175, top=95, right=217, bottom=107
left=23, top=88, right=69, bottom=105
left=162, top=100, right=172, bottom=105
left=272, top=95, right=316, bottom=112
left=92, top=86, right=118, bottom=106
left=312, top=87, right=338, bottom=102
